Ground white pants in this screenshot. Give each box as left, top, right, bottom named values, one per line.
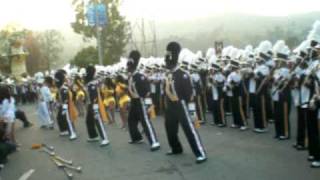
left=37, top=102, right=53, bottom=126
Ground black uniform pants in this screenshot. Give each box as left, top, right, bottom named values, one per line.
left=253, top=94, right=267, bottom=129
left=231, top=96, right=246, bottom=127
left=128, top=99, right=158, bottom=145
left=274, top=100, right=290, bottom=138
left=296, top=107, right=307, bottom=146
left=224, top=95, right=232, bottom=114
left=265, top=93, right=274, bottom=121
left=56, top=106, right=68, bottom=132
left=306, top=109, right=320, bottom=160
left=164, top=100, right=206, bottom=158
left=211, top=98, right=225, bottom=125
left=86, top=104, right=106, bottom=140
left=15, top=109, right=31, bottom=127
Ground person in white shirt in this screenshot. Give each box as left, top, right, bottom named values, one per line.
left=37, top=77, right=54, bottom=129
left=0, top=85, right=17, bottom=144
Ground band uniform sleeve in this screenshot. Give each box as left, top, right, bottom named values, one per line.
left=60, top=86, right=69, bottom=103
left=175, top=71, right=193, bottom=102
left=134, top=73, right=150, bottom=98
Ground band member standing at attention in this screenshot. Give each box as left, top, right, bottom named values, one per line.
left=164, top=42, right=207, bottom=164
left=54, top=70, right=77, bottom=140
left=292, top=41, right=309, bottom=150
left=85, top=65, right=110, bottom=146
left=306, top=34, right=320, bottom=168
left=225, top=57, right=248, bottom=131
left=208, top=63, right=226, bottom=127
left=271, top=40, right=291, bottom=140
left=127, top=50, right=160, bottom=151
left=252, top=42, right=271, bottom=133
left=190, top=63, right=206, bottom=125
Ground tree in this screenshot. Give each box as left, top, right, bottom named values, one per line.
left=71, top=0, right=130, bottom=65
left=24, top=31, right=45, bottom=74
left=71, top=46, right=98, bottom=67
left=39, top=30, right=64, bottom=70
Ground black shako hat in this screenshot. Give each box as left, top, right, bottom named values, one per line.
left=127, top=50, right=141, bottom=72
left=85, top=64, right=96, bottom=83
left=165, top=42, right=181, bottom=69
left=54, top=69, right=66, bottom=88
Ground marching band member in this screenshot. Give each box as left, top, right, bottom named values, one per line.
left=127, top=50, right=160, bottom=151
left=54, top=70, right=78, bottom=140
left=74, top=75, right=86, bottom=117
left=305, top=23, right=320, bottom=167
left=196, top=56, right=208, bottom=123
left=115, top=75, right=130, bottom=129
left=225, top=53, right=248, bottom=130
left=101, top=77, right=116, bottom=124
left=271, top=40, right=291, bottom=140
left=84, top=65, right=110, bottom=146
left=164, top=42, right=206, bottom=163
left=252, top=42, right=271, bottom=133
left=190, top=62, right=206, bottom=125
left=292, top=41, right=309, bottom=150
left=208, top=63, right=226, bottom=126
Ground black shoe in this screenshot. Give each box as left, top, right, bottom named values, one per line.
left=128, top=139, right=144, bottom=144
left=308, top=156, right=315, bottom=161
left=278, top=136, right=289, bottom=140
left=199, top=120, right=206, bottom=125
left=217, top=124, right=226, bottom=128
left=295, top=145, right=307, bottom=151
left=166, top=151, right=183, bottom=155
left=24, top=123, right=33, bottom=128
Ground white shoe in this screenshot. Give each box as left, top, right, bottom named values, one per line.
left=240, top=126, right=248, bottom=131
left=100, top=140, right=110, bottom=147
left=151, top=142, right=160, bottom=151
left=69, top=134, right=77, bottom=140
left=231, top=124, right=238, bottom=128
left=60, top=131, right=69, bottom=136
left=196, top=156, right=207, bottom=164
left=87, top=137, right=100, bottom=142
left=311, top=161, right=320, bottom=168
left=254, top=128, right=268, bottom=133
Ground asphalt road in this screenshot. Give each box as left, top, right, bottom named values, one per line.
left=0, top=104, right=319, bottom=180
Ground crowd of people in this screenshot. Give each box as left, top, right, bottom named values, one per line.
left=1, top=20, right=320, bottom=170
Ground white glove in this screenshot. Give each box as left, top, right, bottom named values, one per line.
left=93, top=104, right=99, bottom=112
left=144, top=98, right=153, bottom=106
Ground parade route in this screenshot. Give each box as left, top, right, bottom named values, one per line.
left=0, top=105, right=319, bottom=180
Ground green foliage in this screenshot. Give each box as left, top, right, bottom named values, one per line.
left=70, top=46, right=98, bottom=67
left=71, top=0, right=130, bottom=65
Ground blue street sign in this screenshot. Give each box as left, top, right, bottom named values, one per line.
left=86, top=4, right=96, bottom=27
left=96, top=3, right=108, bottom=26
left=86, top=3, right=108, bottom=27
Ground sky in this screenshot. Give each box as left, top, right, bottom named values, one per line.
left=0, top=0, right=319, bottom=30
